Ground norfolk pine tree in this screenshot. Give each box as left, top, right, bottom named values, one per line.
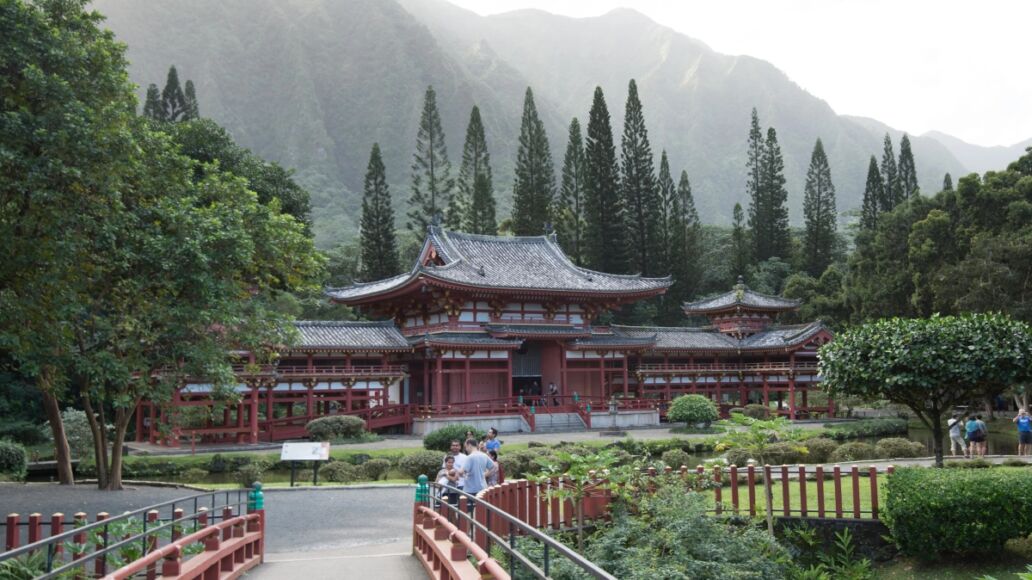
left=860, top=156, right=883, bottom=231
left=183, top=79, right=200, bottom=121
left=665, top=170, right=701, bottom=319
left=898, top=134, right=919, bottom=199
left=745, top=108, right=765, bottom=267
left=143, top=84, right=165, bottom=121
left=759, top=127, right=791, bottom=260
left=161, top=65, right=187, bottom=121
left=942, top=172, right=953, bottom=191
left=657, top=150, right=676, bottom=274
left=731, top=203, right=750, bottom=278
left=360, top=143, right=399, bottom=280
left=880, top=134, right=901, bottom=211
left=408, top=86, right=453, bottom=231
left=469, top=172, right=496, bottom=235
left=451, top=106, right=494, bottom=232
left=802, top=138, right=837, bottom=276
left=511, top=87, right=555, bottom=235
left=583, top=87, right=628, bottom=273
left=620, top=80, right=662, bottom=276
left=556, top=118, right=587, bottom=264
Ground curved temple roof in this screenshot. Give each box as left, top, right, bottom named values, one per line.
left=292, top=320, right=411, bottom=351
left=327, top=226, right=671, bottom=303
left=682, top=277, right=801, bottom=314
left=611, top=321, right=828, bottom=353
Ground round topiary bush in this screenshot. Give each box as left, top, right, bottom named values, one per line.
left=667, top=394, right=719, bottom=426
left=235, top=460, right=271, bottom=488
left=743, top=404, right=771, bottom=420
left=802, top=438, right=840, bottom=463
left=0, top=440, right=28, bottom=481
left=181, top=468, right=209, bottom=482
left=422, top=424, right=483, bottom=452
left=660, top=449, right=691, bottom=469
left=321, top=461, right=359, bottom=483
left=875, top=437, right=926, bottom=459
left=360, top=458, right=392, bottom=481
left=399, top=450, right=446, bottom=480
left=828, top=442, right=877, bottom=463
left=305, top=415, right=367, bottom=441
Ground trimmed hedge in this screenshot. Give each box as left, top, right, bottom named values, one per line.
left=660, top=449, right=691, bottom=469
left=743, top=404, right=771, bottom=420
left=321, top=461, right=359, bottom=483
left=235, top=460, right=271, bottom=488
left=802, top=438, right=839, bottom=463
left=400, top=450, right=445, bottom=480
left=828, top=442, right=877, bottom=463
left=305, top=415, right=367, bottom=441
left=423, top=424, right=483, bottom=452
left=0, top=440, right=28, bottom=480
left=361, top=458, right=391, bottom=481
left=885, top=467, right=1032, bottom=557
left=726, top=442, right=804, bottom=467
left=875, top=437, right=926, bottom=459
left=825, top=418, right=908, bottom=441
left=667, top=394, right=719, bottom=425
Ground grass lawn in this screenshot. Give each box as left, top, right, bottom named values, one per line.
left=877, top=555, right=1031, bottom=579
left=704, top=476, right=885, bottom=518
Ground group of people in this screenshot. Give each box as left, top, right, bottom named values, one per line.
left=435, top=427, right=505, bottom=508
left=947, top=408, right=1032, bottom=458
left=516, top=381, right=563, bottom=407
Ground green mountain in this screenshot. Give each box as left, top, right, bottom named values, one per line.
left=93, top=0, right=990, bottom=248
left=922, top=131, right=1032, bottom=175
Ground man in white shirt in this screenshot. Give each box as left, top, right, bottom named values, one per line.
left=443, top=439, right=467, bottom=490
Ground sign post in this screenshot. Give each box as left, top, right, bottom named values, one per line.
left=280, top=442, right=330, bottom=487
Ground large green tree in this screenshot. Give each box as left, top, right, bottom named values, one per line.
left=860, top=156, right=882, bottom=231
left=664, top=169, right=702, bottom=321
left=183, top=79, right=199, bottom=121
left=898, top=134, right=918, bottom=200
left=360, top=143, right=399, bottom=281
left=583, top=87, right=627, bottom=273
left=142, top=83, right=164, bottom=121
left=757, top=127, right=791, bottom=261
left=731, top=203, right=750, bottom=279
left=880, top=133, right=902, bottom=211
left=620, top=79, right=662, bottom=276
left=820, top=314, right=1032, bottom=466
left=802, top=138, right=837, bottom=276
left=556, top=117, right=587, bottom=264
left=511, top=87, right=555, bottom=236
left=450, top=105, right=493, bottom=232
left=408, top=85, right=453, bottom=231
left=744, top=107, right=764, bottom=268
left=161, top=65, right=187, bottom=121
left=656, top=151, right=676, bottom=276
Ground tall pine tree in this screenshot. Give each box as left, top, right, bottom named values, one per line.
left=745, top=107, right=765, bottom=267
left=898, top=134, right=918, bottom=199
left=664, top=169, right=702, bottom=320
left=860, top=156, right=883, bottom=231
left=511, top=87, right=555, bottom=236
left=182, top=79, right=199, bottom=121
left=556, top=117, right=587, bottom=264
left=451, top=106, right=493, bottom=232
left=758, top=127, right=791, bottom=260
left=880, top=133, right=901, bottom=211
left=656, top=150, right=676, bottom=275
left=360, top=143, right=399, bottom=280
left=802, top=138, right=837, bottom=276
left=942, top=172, right=953, bottom=191
left=620, top=80, right=662, bottom=276
left=469, top=172, right=496, bottom=235
left=583, top=87, right=627, bottom=273
left=731, top=202, right=750, bottom=279
left=161, top=65, right=186, bottom=121
left=142, top=83, right=164, bottom=121
left=408, top=86, right=453, bottom=231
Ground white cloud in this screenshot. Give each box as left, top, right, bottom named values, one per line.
left=447, top=0, right=1030, bottom=146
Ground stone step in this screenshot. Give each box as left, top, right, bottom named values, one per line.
left=532, top=413, right=586, bottom=432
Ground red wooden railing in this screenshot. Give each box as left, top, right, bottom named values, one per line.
left=412, top=506, right=509, bottom=580
left=635, top=361, right=821, bottom=374
left=273, top=364, right=408, bottom=377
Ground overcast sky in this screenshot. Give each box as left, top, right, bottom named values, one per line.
left=448, top=0, right=1029, bottom=147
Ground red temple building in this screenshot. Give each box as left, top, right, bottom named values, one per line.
left=138, top=227, right=833, bottom=445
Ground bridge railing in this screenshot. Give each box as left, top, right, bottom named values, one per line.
left=414, top=480, right=615, bottom=580
left=0, top=488, right=263, bottom=579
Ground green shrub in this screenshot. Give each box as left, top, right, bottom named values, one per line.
left=399, top=450, right=445, bottom=480
left=181, top=468, right=209, bottom=482
left=667, top=394, right=719, bottom=425
left=660, top=449, right=691, bottom=469
left=235, top=460, right=270, bottom=488
left=884, top=467, right=1032, bottom=557
left=422, top=424, right=483, bottom=452
left=825, top=418, right=908, bottom=441
left=208, top=453, right=258, bottom=474
left=828, top=442, right=877, bottom=463
left=361, top=458, right=391, bottom=481
left=802, top=438, right=839, bottom=464
left=743, top=404, right=771, bottom=420
left=728, top=407, right=746, bottom=416
left=0, top=440, right=28, bottom=480
left=1003, top=458, right=1032, bottom=468
left=725, top=442, right=804, bottom=467
left=875, top=437, right=926, bottom=459
left=305, top=415, right=367, bottom=441
left=945, top=458, right=992, bottom=469
left=321, top=461, right=359, bottom=483
left=0, top=421, right=47, bottom=446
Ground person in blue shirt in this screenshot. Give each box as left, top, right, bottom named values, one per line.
left=966, top=415, right=987, bottom=458
left=1014, top=408, right=1032, bottom=456
left=485, top=427, right=501, bottom=453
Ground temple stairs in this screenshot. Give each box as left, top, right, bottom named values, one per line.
left=532, top=412, right=586, bottom=432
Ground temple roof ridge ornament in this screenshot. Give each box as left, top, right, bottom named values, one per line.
left=682, top=277, right=801, bottom=315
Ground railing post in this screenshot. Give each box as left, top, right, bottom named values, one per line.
left=869, top=466, right=879, bottom=519
left=780, top=465, right=790, bottom=517
left=851, top=466, right=861, bottom=519
left=49, top=513, right=64, bottom=556
left=145, top=510, right=159, bottom=580
left=833, top=465, right=843, bottom=518
left=798, top=465, right=808, bottom=517
left=729, top=465, right=740, bottom=515
left=71, top=512, right=87, bottom=573
left=222, top=507, right=234, bottom=541
left=747, top=464, right=757, bottom=517
left=815, top=466, right=826, bottom=519
left=27, top=513, right=42, bottom=547
left=162, top=545, right=182, bottom=577
left=94, top=512, right=109, bottom=577
left=171, top=508, right=184, bottom=542
left=712, top=465, right=722, bottom=514
left=5, top=513, right=18, bottom=551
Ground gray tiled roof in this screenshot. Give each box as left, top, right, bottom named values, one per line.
left=682, top=279, right=800, bottom=314
left=409, top=332, right=524, bottom=349
left=569, top=332, right=657, bottom=349
left=612, top=322, right=828, bottom=352
left=327, top=226, right=671, bottom=302
left=293, top=320, right=411, bottom=351
left=485, top=324, right=591, bottom=337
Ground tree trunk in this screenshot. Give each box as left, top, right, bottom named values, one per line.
left=82, top=393, right=109, bottom=489
left=106, top=408, right=132, bottom=491
left=40, top=385, right=74, bottom=485
left=931, top=414, right=945, bottom=468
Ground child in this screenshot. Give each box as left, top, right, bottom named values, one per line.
left=436, top=455, right=460, bottom=507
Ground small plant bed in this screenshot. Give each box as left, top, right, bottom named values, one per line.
left=823, top=417, right=909, bottom=440
left=669, top=425, right=725, bottom=434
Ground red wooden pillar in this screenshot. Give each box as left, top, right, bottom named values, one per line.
left=148, top=403, right=157, bottom=444
left=434, top=353, right=444, bottom=410
left=5, top=514, right=19, bottom=551
left=464, top=355, right=472, bottom=403
left=598, top=354, right=605, bottom=399
left=249, top=386, right=259, bottom=444
left=306, top=353, right=314, bottom=372
left=422, top=358, right=430, bottom=406
left=622, top=353, right=629, bottom=397
left=558, top=341, right=567, bottom=397
left=788, top=352, right=797, bottom=420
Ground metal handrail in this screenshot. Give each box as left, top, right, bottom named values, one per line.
left=0, top=489, right=250, bottom=578
left=425, top=482, right=615, bottom=579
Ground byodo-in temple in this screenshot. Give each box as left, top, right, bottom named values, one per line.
left=137, top=227, right=833, bottom=446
